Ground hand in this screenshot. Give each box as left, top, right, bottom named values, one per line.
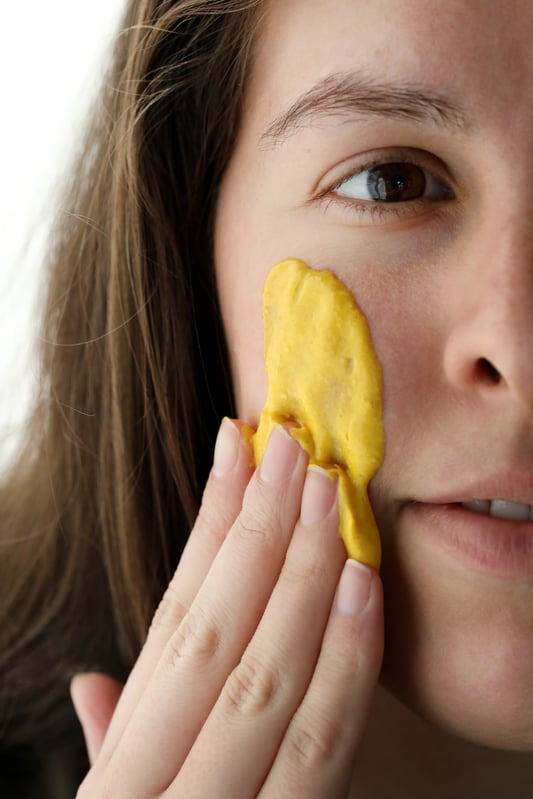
left=71, top=419, right=384, bottom=798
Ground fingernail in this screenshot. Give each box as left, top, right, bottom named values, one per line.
left=336, top=559, right=372, bottom=616
left=259, top=425, right=300, bottom=484
left=300, top=466, right=337, bottom=526
left=213, top=417, right=239, bottom=478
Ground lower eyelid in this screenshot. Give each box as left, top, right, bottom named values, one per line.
left=322, top=194, right=402, bottom=222
left=322, top=191, right=453, bottom=226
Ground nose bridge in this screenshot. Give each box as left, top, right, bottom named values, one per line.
left=443, top=207, right=533, bottom=407
left=488, top=215, right=533, bottom=331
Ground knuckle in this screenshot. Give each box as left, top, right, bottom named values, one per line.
left=149, top=592, right=171, bottom=636
left=148, top=583, right=188, bottom=638
left=223, top=654, right=280, bottom=716
left=287, top=711, right=341, bottom=768
left=321, top=640, right=363, bottom=681
left=196, top=489, right=235, bottom=548
left=165, top=606, right=221, bottom=667
left=236, top=503, right=280, bottom=552
left=282, top=551, right=328, bottom=588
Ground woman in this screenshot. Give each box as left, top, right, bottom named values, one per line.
left=1, top=0, right=533, bottom=796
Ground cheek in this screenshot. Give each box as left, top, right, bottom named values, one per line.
left=214, top=180, right=269, bottom=424
left=343, top=270, right=443, bottom=484
left=214, top=255, right=266, bottom=423
left=215, top=174, right=439, bottom=439
left=214, top=139, right=444, bottom=446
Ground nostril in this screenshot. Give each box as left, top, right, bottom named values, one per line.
left=476, top=357, right=502, bottom=384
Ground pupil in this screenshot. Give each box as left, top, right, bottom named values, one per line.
left=367, top=163, right=426, bottom=202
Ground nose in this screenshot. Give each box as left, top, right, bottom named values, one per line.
left=443, top=212, right=533, bottom=410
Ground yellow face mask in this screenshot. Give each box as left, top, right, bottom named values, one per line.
left=252, top=259, right=384, bottom=568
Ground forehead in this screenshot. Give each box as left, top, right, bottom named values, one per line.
left=245, top=0, right=533, bottom=136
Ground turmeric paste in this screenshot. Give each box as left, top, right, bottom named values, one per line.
left=253, top=259, right=384, bottom=568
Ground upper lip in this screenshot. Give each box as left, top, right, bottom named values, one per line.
left=413, top=467, right=533, bottom=508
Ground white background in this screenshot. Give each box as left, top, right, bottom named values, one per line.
left=0, top=1, right=126, bottom=469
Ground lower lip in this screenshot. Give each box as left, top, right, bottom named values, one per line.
left=404, top=502, right=533, bottom=578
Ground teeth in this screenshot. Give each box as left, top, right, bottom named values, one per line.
left=462, top=499, right=490, bottom=514
left=461, top=499, right=533, bottom=521
left=490, top=500, right=531, bottom=521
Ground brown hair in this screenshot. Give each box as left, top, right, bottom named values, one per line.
left=0, top=0, right=264, bottom=753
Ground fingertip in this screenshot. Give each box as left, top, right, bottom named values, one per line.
left=69, top=672, right=94, bottom=721
left=70, top=673, right=123, bottom=765
left=333, top=560, right=384, bottom=668
left=258, top=424, right=303, bottom=484
left=235, top=419, right=256, bottom=453
left=300, top=466, right=338, bottom=526
left=336, top=559, right=373, bottom=616
left=213, top=418, right=240, bottom=478
left=213, top=418, right=255, bottom=479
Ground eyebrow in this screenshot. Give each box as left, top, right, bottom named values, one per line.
left=260, top=71, right=469, bottom=147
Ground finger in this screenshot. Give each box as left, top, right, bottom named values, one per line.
left=102, top=426, right=308, bottom=797
left=172, top=419, right=256, bottom=613
left=97, top=418, right=254, bottom=761
left=171, top=466, right=346, bottom=798
left=70, top=673, right=123, bottom=765
left=261, top=560, right=384, bottom=798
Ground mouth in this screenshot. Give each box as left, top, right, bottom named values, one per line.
left=404, top=489, right=533, bottom=578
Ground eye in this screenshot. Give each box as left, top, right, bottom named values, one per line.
left=334, top=161, right=452, bottom=203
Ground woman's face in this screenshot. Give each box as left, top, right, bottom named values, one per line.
left=214, top=0, right=533, bottom=750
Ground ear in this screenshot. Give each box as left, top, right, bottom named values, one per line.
left=70, top=672, right=123, bottom=765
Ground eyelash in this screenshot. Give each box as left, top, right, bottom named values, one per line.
left=318, top=151, right=455, bottom=223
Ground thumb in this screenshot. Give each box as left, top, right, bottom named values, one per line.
left=70, top=672, right=123, bottom=765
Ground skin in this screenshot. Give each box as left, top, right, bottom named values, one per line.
left=74, top=425, right=383, bottom=798
left=216, top=0, right=533, bottom=747
left=73, top=0, right=533, bottom=796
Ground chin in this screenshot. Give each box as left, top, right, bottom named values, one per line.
left=379, top=524, right=533, bottom=752
left=382, top=666, right=533, bottom=752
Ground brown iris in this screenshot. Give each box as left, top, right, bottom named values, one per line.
left=366, top=162, right=426, bottom=202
